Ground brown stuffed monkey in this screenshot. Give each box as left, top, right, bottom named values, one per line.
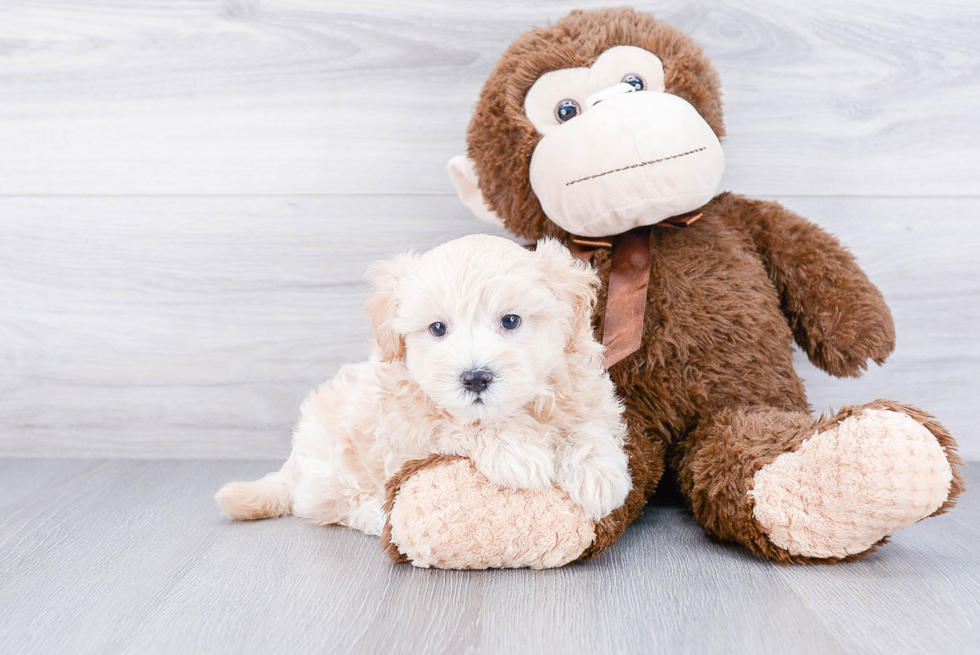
left=380, top=7, right=964, bottom=568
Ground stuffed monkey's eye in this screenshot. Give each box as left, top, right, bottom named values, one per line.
left=622, top=73, right=646, bottom=91
left=500, top=314, right=522, bottom=330
left=429, top=322, right=447, bottom=337
left=555, top=99, right=581, bottom=123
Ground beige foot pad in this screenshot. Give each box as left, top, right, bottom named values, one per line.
left=750, top=409, right=954, bottom=559
left=385, top=458, right=595, bottom=569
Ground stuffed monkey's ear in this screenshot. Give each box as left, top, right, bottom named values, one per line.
left=447, top=156, right=505, bottom=227
left=364, top=253, right=418, bottom=363
left=535, top=238, right=600, bottom=353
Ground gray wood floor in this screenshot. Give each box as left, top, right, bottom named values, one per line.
left=0, top=458, right=977, bottom=655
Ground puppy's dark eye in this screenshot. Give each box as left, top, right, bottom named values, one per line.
left=501, top=314, right=522, bottom=330
left=622, top=73, right=645, bottom=91
left=555, top=99, right=581, bottom=123
left=429, top=322, right=447, bottom=337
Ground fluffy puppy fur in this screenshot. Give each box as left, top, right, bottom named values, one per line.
left=216, top=234, right=631, bottom=535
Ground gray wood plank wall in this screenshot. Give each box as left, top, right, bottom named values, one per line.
left=1, top=0, right=978, bottom=459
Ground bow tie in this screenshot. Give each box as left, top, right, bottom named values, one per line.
left=567, top=210, right=703, bottom=369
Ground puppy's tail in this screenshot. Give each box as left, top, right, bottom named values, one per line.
left=216, top=457, right=296, bottom=521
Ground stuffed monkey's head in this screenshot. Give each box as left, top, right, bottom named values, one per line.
left=449, top=8, right=726, bottom=240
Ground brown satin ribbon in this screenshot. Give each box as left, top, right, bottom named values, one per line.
left=569, top=211, right=703, bottom=369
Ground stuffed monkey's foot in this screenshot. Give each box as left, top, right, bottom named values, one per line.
left=679, top=401, right=963, bottom=564
left=750, top=408, right=956, bottom=559
left=381, top=456, right=595, bottom=569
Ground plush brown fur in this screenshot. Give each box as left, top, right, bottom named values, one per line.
left=467, top=7, right=724, bottom=242
left=676, top=399, right=964, bottom=565
left=385, top=7, right=964, bottom=565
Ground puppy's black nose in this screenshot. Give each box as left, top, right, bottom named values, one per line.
left=460, top=369, right=493, bottom=393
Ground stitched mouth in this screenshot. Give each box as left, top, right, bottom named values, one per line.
left=565, top=146, right=707, bottom=186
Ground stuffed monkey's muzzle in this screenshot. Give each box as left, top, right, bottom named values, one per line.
left=528, top=91, right=725, bottom=237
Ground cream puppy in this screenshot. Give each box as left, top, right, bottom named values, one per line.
left=216, top=235, right=631, bottom=536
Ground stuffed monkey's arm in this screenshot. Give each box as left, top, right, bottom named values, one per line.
left=730, top=195, right=895, bottom=378
left=381, top=455, right=595, bottom=569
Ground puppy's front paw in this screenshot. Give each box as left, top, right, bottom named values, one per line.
left=472, top=445, right=555, bottom=491
left=558, top=450, right=632, bottom=521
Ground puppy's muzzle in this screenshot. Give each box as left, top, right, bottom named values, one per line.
left=460, top=369, right=493, bottom=394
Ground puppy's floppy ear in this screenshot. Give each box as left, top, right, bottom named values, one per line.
left=364, top=252, right=419, bottom=363
left=535, top=238, right=600, bottom=352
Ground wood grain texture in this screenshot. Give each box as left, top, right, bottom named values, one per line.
left=0, top=0, right=977, bottom=196
left=0, top=458, right=976, bottom=654
left=0, top=196, right=506, bottom=458
left=1, top=195, right=977, bottom=459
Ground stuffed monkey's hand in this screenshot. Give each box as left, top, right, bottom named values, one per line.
left=381, top=455, right=595, bottom=569
left=734, top=195, right=896, bottom=377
